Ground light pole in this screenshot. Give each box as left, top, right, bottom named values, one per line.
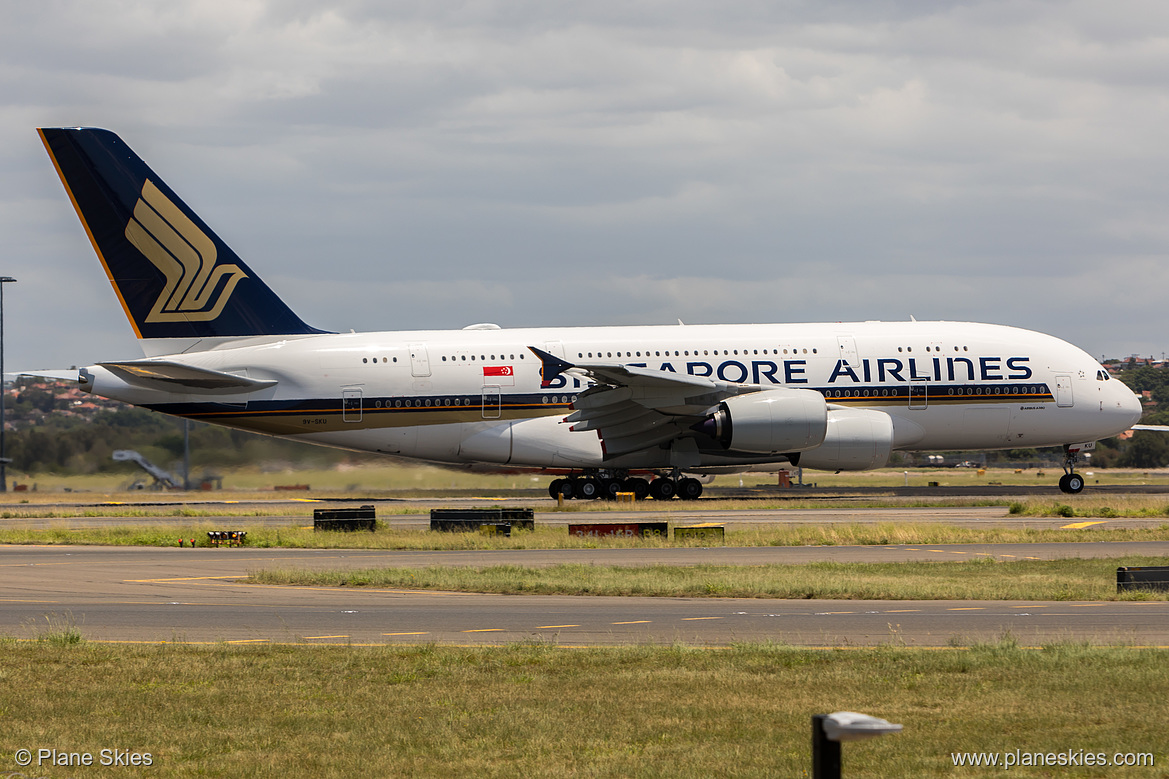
left=0, top=276, right=16, bottom=492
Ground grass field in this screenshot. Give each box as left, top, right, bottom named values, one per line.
left=248, top=556, right=1169, bottom=601
left=0, top=640, right=1163, bottom=777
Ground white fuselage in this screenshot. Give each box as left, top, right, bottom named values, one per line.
left=79, top=320, right=1142, bottom=473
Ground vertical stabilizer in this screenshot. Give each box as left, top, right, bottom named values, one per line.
left=39, top=127, right=327, bottom=340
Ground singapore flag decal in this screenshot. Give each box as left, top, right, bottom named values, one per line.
left=483, top=365, right=515, bottom=386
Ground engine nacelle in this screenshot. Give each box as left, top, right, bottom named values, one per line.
left=797, top=407, right=894, bottom=471
left=698, top=389, right=828, bottom=454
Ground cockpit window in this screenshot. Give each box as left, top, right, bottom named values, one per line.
left=1096, top=370, right=1110, bottom=381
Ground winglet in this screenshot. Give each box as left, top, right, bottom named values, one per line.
left=528, top=346, right=574, bottom=388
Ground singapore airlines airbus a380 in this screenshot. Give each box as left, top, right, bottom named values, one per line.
left=36, top=128, right=1142, bottom=499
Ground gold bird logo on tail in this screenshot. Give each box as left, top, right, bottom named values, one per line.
left=124, top=180, right=247, bottom=322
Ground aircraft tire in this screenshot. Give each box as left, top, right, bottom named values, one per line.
left=1061, top=473, right=1085, bottom=494
left=600, top=479, right=623, bottom=500
left=649, top=478, right=676, bottom=500
left=548, top=479, right=566, bottom=499
left=577, top=478, right=601, bottom=500
left=677, top=478, right=703, bottom=500
left=623, top=478, right=651, bottom=501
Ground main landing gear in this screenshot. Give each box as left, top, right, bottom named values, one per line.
left=1058, top=446, right=1086, bottom=495
left=548, top=471, right=703, bottom=501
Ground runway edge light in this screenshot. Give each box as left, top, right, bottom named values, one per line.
left=812, top=711, right=902, bottom=779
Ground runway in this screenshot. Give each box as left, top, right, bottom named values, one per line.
left=3, top=542, right=1167, bottom=647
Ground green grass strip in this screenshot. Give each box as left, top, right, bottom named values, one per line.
left=248, top=556, right=1169, bottom=601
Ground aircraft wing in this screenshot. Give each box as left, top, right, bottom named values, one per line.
left=99, top=360, right=277, bottom=392
left=529, top=346, right=754, bottom=458
left=1131, top=424, right=1169, bottom=432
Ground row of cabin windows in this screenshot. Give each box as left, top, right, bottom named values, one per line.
left=360, top=354, right=529, bottom=364
left=367, top=395, right=577, bottom=408
left=825, top=385, right=1049, bottom=399
left=440, top=353, right=526, bottom=362
left=577, top=348, right=818, bottom=359
left=358, top=346, right=976, bottom=365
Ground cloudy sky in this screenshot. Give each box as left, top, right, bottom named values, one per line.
left=3, top=0, right=1169, bottom=369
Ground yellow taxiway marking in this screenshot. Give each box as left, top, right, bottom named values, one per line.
left=304, top=635, right=349, bottom=640
left=291, top=498, right=324, bottom=503
left=125, top=575, right=243, bottom=583
left=949, top=551, right=967, bottom=554
left=1061, top=521, right=1106, bottom=529
left=536, top=625, right=580, bottom=629
left=885, top=609, right=921, bottom=613
left=463, top=628, right=504, bottom=633
left=611, top=621, right=651, bottom=625
left=226, top=639, right=269, bottom=644
left=681, top=616, right=723, bottom=621
left=1023, top=557, right=1042, bottom=560
left=383, top=632, right=429, bottom=636
left=1000, top=554, right=1016, bottom=558
left=1013, top=605, right=1048, bottom=608
left=948, top=607, right=985, bottom=611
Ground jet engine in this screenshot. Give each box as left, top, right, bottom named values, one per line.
left=797, top=407, right=894, bottom=471
left=696, top=389, right=828, bottom=454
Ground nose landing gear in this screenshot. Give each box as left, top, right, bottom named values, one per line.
left=1058, top=443, right=1091, bottom=494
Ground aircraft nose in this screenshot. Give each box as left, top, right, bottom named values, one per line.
left=1116, top=383, right=1143, bottom=428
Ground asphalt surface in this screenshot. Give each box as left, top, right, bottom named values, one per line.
left=3, top=539, right=1168, bottom=647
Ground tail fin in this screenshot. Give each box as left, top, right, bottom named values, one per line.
left=39, top=127, right=327, bottom=340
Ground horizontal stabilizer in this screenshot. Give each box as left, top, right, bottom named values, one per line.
left=14, top=369, right=80, bottom=382
left=1131, top=425, right=1169, bottom=432
left=99, top=360, right=277, bottom=392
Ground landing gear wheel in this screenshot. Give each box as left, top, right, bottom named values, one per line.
left=677, top=478, right=703, bottom=500
left=622, top=478, right=650, bottom=501
left=1059, top=473, right=1085, bottom=494
left=649, top=478, right=676, bottom=501
left=548, top=479, right=566, bottom=500
left=600, top=479, right=623, bottom=500
left=577, top=478, right=601, bottom=500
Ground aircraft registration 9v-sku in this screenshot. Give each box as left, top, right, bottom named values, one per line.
left=35, top=128, right=1143, bottom=499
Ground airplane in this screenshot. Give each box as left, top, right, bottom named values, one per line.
left=34, top=127, right=1144, bottom=499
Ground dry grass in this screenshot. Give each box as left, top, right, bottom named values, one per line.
left=0, top=640, right=1163, bottom=777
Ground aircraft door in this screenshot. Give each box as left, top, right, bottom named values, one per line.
left=836, top=336, right=858, bottom=370
left=1055, top=375, right=1074, bottom=407
left=909, top=379, right=928, bottom=410
left=482, top=386, right=501, bottom=419
left=342, top=388, right=362, bottom=422
left=409, top=343, right=431, bottom=377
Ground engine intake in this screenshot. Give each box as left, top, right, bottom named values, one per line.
left=696, top=389, right=828, bottom=454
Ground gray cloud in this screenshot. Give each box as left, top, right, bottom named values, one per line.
left=3, top=0, right=1169, bottom=369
